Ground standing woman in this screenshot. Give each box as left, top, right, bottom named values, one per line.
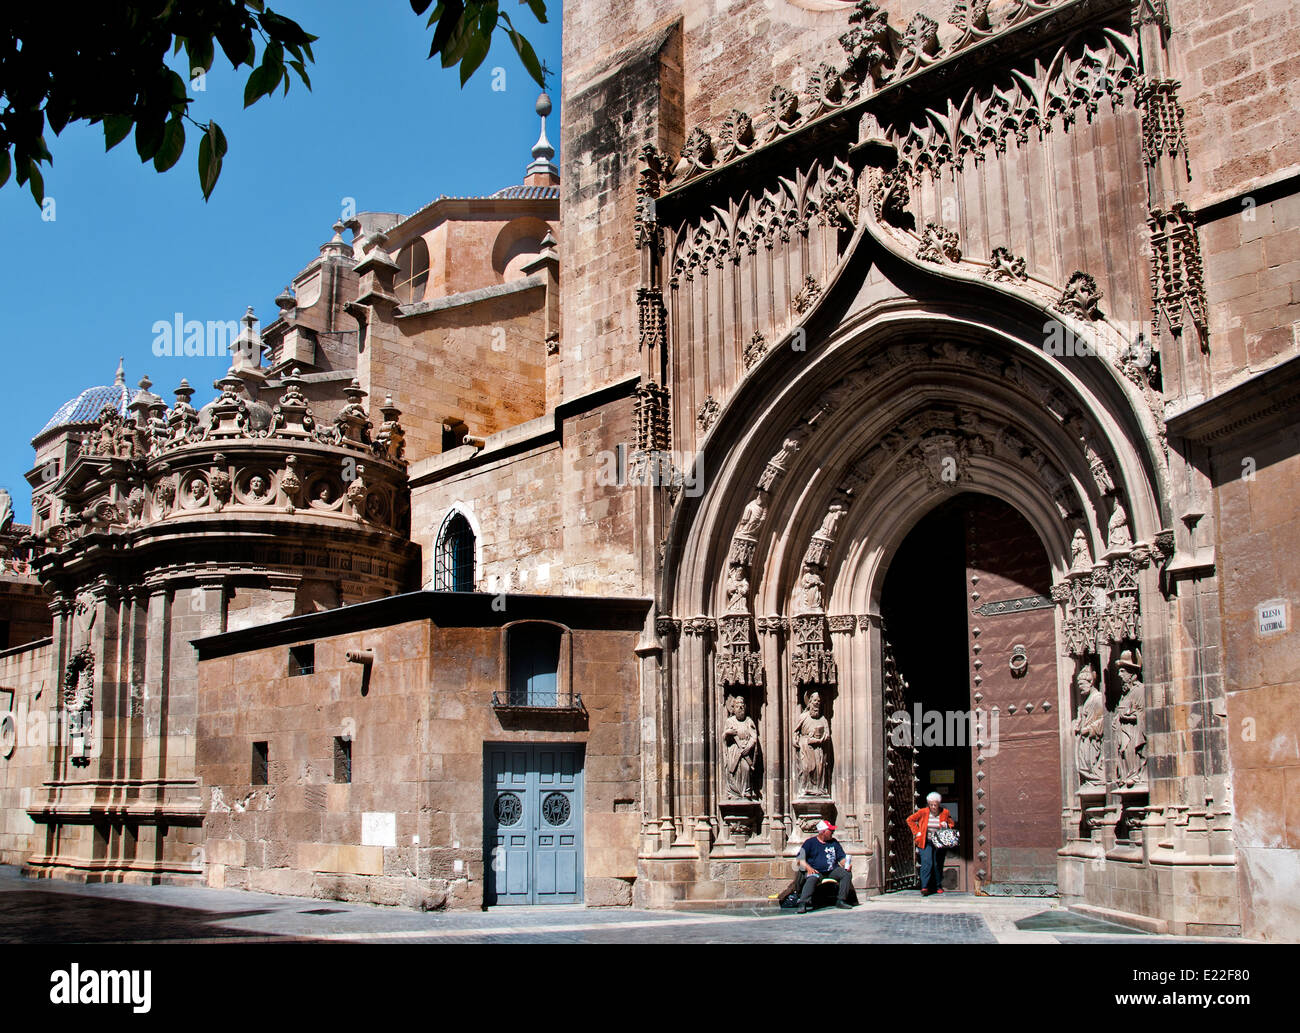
left=906, top=791, right=957, bottom=896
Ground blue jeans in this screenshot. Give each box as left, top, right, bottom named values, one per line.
left=918, top=842, right=946, bottom=892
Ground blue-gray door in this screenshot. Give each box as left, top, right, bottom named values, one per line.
left=485, top=744, right=583, bottom=905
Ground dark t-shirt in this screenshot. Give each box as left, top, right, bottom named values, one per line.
left=801, top=835, right=846, bottom=874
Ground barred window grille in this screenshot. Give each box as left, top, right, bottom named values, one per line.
left=508, top=623, right=561, bottom=707
left=434, top=512, right=475, bottom=592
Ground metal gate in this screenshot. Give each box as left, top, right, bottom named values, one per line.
left=485, top=743, right=583, bottom=905
left=882, top=632, right=919, bottom=892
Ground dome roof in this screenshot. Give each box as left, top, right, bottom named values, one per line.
left=35, top=359, right=132, bottom=440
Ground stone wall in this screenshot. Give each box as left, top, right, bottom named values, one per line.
left=195, top=595, right=647, bottom=909
left=0, top=639, right=52, bottom=866
left=1214, top=425, right=1300, bottom=941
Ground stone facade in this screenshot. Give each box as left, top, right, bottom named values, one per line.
left=194, top=593, right=647, bottom=909
left=0, top=0, right=1297, bottom=938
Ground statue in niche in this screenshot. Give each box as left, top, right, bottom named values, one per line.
left=723, top=693, right=760, bottom=800
left=1107, top=501, right=1132, bottom=550
left=793, top=689, right=831, bottom=797
left=1112, top=650, right=1147, bottom=787
left=248, top=475, right=269, bottom=501
left=724, top=563, right=750, bottom=613
left=736, top=495, right=766, bottom=538
left=1071, top=662, right=1105, bottom=787
left=187, top=478, right=208, bottom=503
left=1070, top=528, right=1092, bottom=572
left=799, top=568, right=825, bottom=612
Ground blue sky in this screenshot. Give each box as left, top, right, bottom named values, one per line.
left=0, top=1, right=562, bottom=523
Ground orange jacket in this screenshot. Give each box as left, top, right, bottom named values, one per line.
left=906, top=806, right=955, bottom=849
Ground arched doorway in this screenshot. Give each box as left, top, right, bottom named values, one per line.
left=882, top=492, right=1061, bottom=895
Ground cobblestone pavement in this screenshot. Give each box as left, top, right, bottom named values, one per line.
left=0, top=866, right=1242, bottom=945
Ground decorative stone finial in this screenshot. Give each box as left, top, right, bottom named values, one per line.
left=526, top=92, right=559, bottom=184
left=114, top=357, right=125, bottom=386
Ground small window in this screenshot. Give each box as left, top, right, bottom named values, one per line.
left=252, top=741, right=269, bottom=785
left=509, top=623, right=561, bottom=707
left=397, top=239, right=430, bottom=304
left=434, top=512, right=475, bottom=592
left=333, top=736, right=352, bottom=784
left=289, top=644, right=315, bottom=676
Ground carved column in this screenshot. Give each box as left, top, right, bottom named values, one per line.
left=756, top=616, right=788, bottom=849
left=680, top=616, right=715, bottom=853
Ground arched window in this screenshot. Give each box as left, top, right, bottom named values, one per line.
left=397, top=238, right=430, bottom=304
left=508, top=623, right=561, bottom=706
left=434, top=512, right=475, bottom=591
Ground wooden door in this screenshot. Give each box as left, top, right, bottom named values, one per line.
left=963, top=497, right=1061, bottom=895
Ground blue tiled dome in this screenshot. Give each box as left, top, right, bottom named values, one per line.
left=35, top=360, right=132, bottom=440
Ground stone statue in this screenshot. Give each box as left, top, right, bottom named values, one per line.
left=1070, top=528, right=1092, bottom=572
left=188, top=478, right=208, bottom=503
left=799, top=569, right=824, bottom=612
left=0, top=488, right=12, bottom=534
left=736, top=495, right=765, bottom=538
left=723, top=694, right=760, bottom=800
left=815, top=501, right=846, bottom=540
left=1107, top=501, right=1132, bottom=550
left=1113, top=650, right=1147, bottom=787
left=724, top=564, right=750, bottom=613
left=793, top=689, right=831, bottom=797
left=248, top=475, right=268, bottom=501
left=1071, top=663, right=1105, bottom=787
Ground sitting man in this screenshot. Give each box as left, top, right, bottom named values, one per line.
left=797, top=820, right=854, bottom=913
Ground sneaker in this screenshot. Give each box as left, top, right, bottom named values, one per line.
left=920, top=889, right=933, bottom=896
left=936, top=889, right=945, bottom=894
left=797, top=903, right=808, bottom=914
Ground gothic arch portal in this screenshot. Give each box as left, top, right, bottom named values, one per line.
left=646, top=300, right=1172, bottom=898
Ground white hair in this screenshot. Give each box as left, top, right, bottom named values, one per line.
left=926, top=792, right=942, bottom=803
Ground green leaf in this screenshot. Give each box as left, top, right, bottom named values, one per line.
left=429, top=1, right=465, bottom=57
left=153, top=116, right=186, bottom=172
left=508, top=27, right=544, bottom=87
left=246, top=0, right=265, bottom=11
left=525, top=0, right=547, bottom=24
left=135, top=113, right=166, bottom=162
left=185, top=35, right=215, bottom=74
left=459, top=32, right=490, bottom=86
left=289, top=58, right=312, bottom=90
left=0, top=150, right=10, bottom=190
left=198, top=121, right=227, bottom=200
left=478, top=3, right=498, bottom=37
left=410, top=0, right=434, bottom=14
left=243, top=63, right=278, bottom=107
left=441, top=16, right=478, bottom=68
left=27, top=161, right=45, bottom=206
left=103, top=115, right=133, bottom=151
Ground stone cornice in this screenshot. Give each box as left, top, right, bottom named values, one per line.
left=194, top=590, right=653, bottom=659
left=1165, top=353, right=1300, bottom=447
